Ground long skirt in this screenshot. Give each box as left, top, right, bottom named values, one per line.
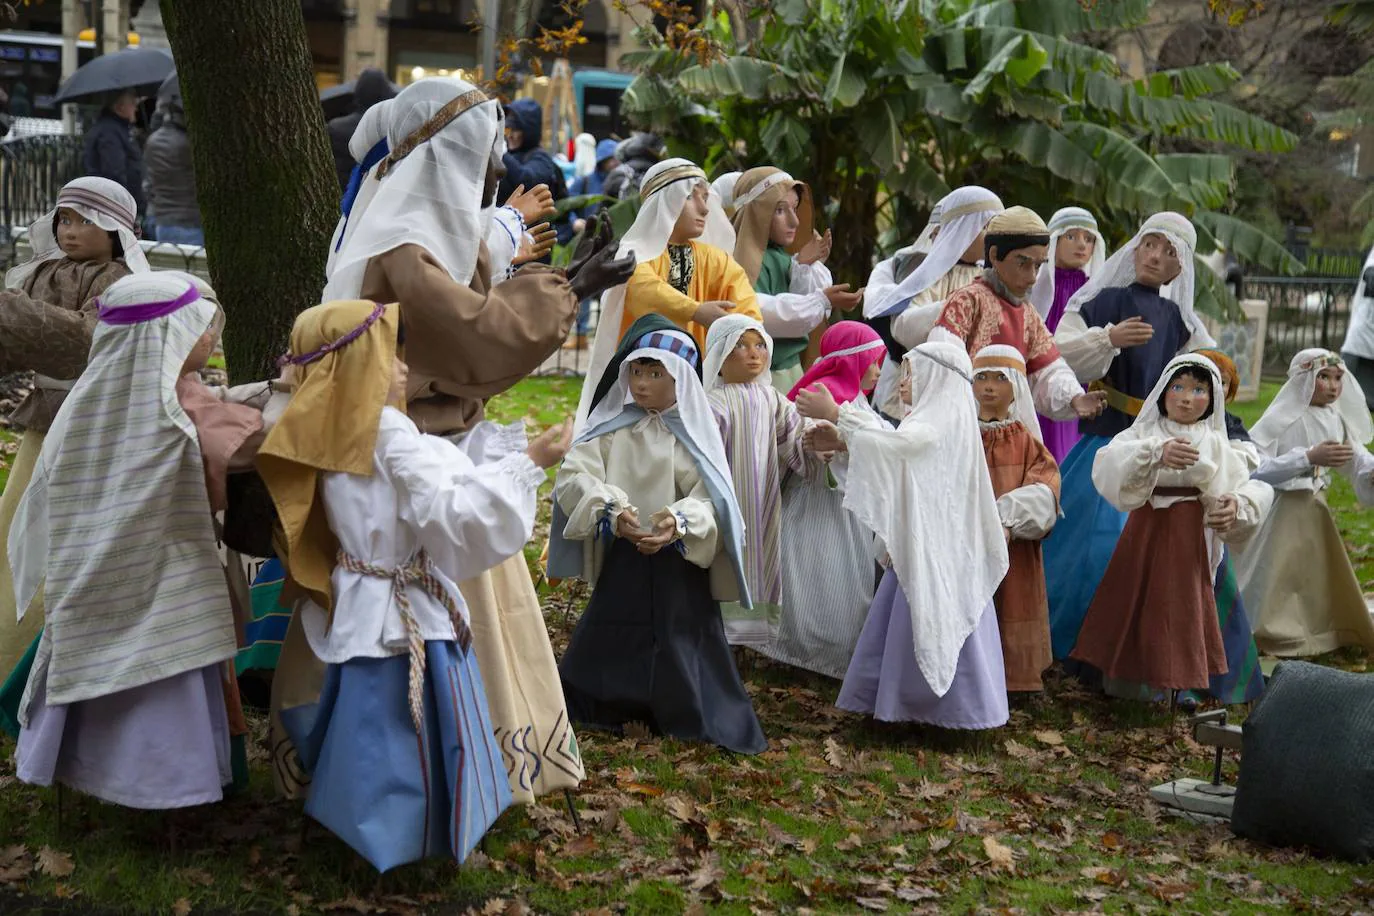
left=560, top=538, right=767, bottom=755
left=767, top=471, right=875, bottom=679
left=1072, top=501, right=1227, bottom=691
left=1233, top=489, right=1374, bottom=657
left=16, top=663, right=231, bottom=809
left=0, top=430, right=44, bottom=677
left=0, top=631, right=38, bottom=739
left=1101, top=549, right=1265, bottom=705
left=282, top=641, right=511, bottom=872
left=1043, top=435, right=1127, bottom=659
left=837, top=569, right=1009, bottom=729
left=995, top=540, right=1053, bottom=693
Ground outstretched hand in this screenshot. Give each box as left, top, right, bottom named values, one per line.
left=513, top=222, right=557, bottom=266
left=526, top=418, right=574, bottom=469
left=506, top=183, right=556, bottom=225
left=796, top=383, right=840, bottom=423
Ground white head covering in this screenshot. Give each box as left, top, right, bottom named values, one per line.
left=573, top=132, right=597, bottom=179
left=9, top=273, right=235, bottom=713
left=1064, top=211, right=1211, bottom=344
left=711, top=171, right=742, bottom=212
left=842, top=340, right=1009, bottom=697
left=702, top=313, right=771, bottom=393
left=323, top=77, right=500, bottom=301
left=909, top=200, right=944, bottom=257
left=865, top=186, right=1002, bottom=319
left=1028, top=206, right=1107, bottom=319
left=1251, top=348, right=1373, bottom=451
left=972, top=345, right=1040, bottom=439
left=1344, top=245, right=1374, bottom=361
left=7, top=176, right=148, bottom=290
left=575, top=158, right=736, bottom=429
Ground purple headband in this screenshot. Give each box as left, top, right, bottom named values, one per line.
left=97, top=284, right=200, bottom=324
left=279, top=302, right=387, bottom=368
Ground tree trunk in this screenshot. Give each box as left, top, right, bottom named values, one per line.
left=161, top=0, right=339, bottom=382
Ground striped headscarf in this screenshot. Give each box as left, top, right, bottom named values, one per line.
left=9, top=273, right=236, bottom=715
left=6, top=176, right=149, bottom=290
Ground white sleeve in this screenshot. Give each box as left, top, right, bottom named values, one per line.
left=864, top=256, right=899, bottom=315
left=1028, top=357, right=1087, bottom=419
left=791, top=258, right=832, bottom=294
left=1340, top=439, right=1374, bottom=506
left=892, top=300, right=946, bottom=350
left=1218, top=476, right=1274, bottom=544
left=555, top=438, right=632, bottom=540
left=1054, top=310, right=1118, bottom=383
left=1251, top=446, right=1312, bottom=486
left=666, top=456, right=721, bottom=569
left=836, top=399, right=889, bottom=438
left=997, top=483, right=1058, bottom=540
left=1091, top=432, right=1165, bottom=512
left=378, top=416, right=543, bottom=581
left=449, top=419, right=528, bottom=466
left=758, top=290, right=830, bottom=338
left=485, top=207, right=524, bottom=281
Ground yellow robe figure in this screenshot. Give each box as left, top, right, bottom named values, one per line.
left=622, top=240, right=763, bottom=352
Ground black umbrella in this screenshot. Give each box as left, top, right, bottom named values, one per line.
left=53, top=47, right=175, bottom=105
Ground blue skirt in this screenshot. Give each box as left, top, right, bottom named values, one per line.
left=1042, top=435, right=1127, bottom=659
left=282, top=640, right=512, bottom=872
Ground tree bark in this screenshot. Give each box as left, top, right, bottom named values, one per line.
left=161, top=0, right=339, bottom=382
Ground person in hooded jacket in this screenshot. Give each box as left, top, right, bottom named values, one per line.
left=144, top=80, right=203, bottom=246
left=326, top=69, right=397, bottom=191
left=498, top=98, right=572, bottom=248
left=603, top=132, right=665, bottom=201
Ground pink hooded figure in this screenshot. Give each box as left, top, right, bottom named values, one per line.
left=787, top=321, right=885, bottom=405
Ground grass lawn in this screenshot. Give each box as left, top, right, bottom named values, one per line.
left=1, top=378, right=1374, bottom=915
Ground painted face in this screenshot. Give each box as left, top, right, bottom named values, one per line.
left=55, top=206, right=114, bottom=263
left=670, top=183, right=710, bottom=242
left=628, top=358, right=678, bottom=411
left=899, top=362, right=913, bottom=407
left=769, top=188, right=801, bottom=248
left=1134, top=232, right=1182, bottom=288
left=1055, top=228, right=1096, bottom=270
left=993, top=243, right=1049, bottom=298
left=972, top=370, right=1015, bottom=418
left=860, top=357, right=882, bottom=392
left=1163, top=369, right=1212, bottom=425
left=387, top=354, right=410, bottom=405
left=1311, top=366, right=1344, bottom=406
left=721, top=329, right=769, bottom=383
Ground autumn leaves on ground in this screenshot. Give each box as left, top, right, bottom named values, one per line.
left=2, top=377, right=1374, bottom=915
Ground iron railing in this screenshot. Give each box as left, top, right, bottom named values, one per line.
left=0, top=136, right=85, bottom=247
left=1243, top=275, right=1357, bottom=375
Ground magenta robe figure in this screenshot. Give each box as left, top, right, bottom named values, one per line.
left=1038, top=267, right=1089, bottom=462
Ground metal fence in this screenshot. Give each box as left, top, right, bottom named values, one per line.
left=0, top=136, right=85, bottom=248
left=1243, top=275, right=1358, bottom=376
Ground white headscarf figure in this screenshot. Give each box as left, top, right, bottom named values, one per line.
left=323, top=77, right=502, bottom=301
left=842, top=341, right=1009, bottom=697
left=711, top=171, right=742, bottom=214
left=7, top=176, right=149, bottom=290
left=1063, top=211, right=1212, bottom=345
left=971, top=344, right=1040, bottom=439
left=1028, top=206, right=1107, bottom=319
left=865, top=186, right=1002, bottom=319
left=1251, top=348, right=1373, bottom=452
left=702, top=313, right=772, bottom=394
left=573, top=132, right=597, bottom=179
left=575, top=157, right=735, bottom=428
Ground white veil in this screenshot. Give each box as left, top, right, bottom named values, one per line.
left=1028, top=206, right=1106, bottom=319
left=575, top=157, right=736, bottom=429
left=702, top=313, right=772, bottom=394
left=323, top=77, right=501, bottom=301
left=1251, top=348, right=1373, bottom=451
left=1063, top=211, right=1211, bottom=344
left=842, top=340, right=1009, bottom=697
left=972, top=344, right=1040, bottom=438
left=865, top=186, right=1002, bottom=319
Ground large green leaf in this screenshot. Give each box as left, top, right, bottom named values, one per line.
left=1192, top=257, right=1243, bottom=323
left=1155, top=153, right=1234, bottom=209
left=1139, top=63, right=1243, bottom=100
left=1174, top=101, right=1299, bottom=153
left=886, top=153, right=951, bottom=203
left=963, top=34, right=1048, bottom=103
left=854, top=97, right=905, bottom=173
left=676, top=57, right=805, bottom=102
left=824, top=52, right=868, bottom=108
left=945, top=0, right=1150, bottom=33
left=1193, top=210, right=1304, bottom=275
left=994, top=120, right=1100, bottom=186
left=1059, top=121, right=1176, bottom=204
left=760, top=111, right=810, bottom=165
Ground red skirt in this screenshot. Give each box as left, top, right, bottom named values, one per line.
left=1071, top=500, right=1227, bottom=691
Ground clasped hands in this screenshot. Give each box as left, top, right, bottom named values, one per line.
left=615, top=506, right=681, bottom=555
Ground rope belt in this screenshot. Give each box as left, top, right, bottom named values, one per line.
left=336, top=548, right=472, bottom=733
left=1089, top=379, right=1144, bottom=417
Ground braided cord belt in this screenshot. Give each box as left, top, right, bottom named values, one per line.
left=336, top=548, right=473, bottom=732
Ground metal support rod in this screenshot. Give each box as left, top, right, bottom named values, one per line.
left=564, top=788, right=583, bottom=834
left=481, top=0, right=501, bottom=83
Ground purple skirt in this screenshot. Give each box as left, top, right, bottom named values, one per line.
left=1038, top=415, right=1081, bottom=465
left=16, top=664, right=231, bottom=809
left=837, top=569, right=1009, bottom=729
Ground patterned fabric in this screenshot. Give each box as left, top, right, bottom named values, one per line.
left=667, top=243, right=695, bottom=295
left=936, top=277, right=1062, bottom=374
left=336, top=548, right=473, bottom=733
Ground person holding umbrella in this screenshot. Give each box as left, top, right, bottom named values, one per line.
left=83, top=89, right=145, bottom=217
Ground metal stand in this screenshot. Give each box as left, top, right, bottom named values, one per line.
left=1149, top=708, right=1243, bottom=821
left=564, top=788, right=583, bottom=834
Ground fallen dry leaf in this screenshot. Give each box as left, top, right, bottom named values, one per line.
left=664, top=794, right=697, bottom=823
left=855, top=897, right=889, bottom=912
left=1101, top=831, right=1125, bottom=850
left=35, top=847, right=74, bottom=879
left=171, top=898, right=192, bottom=916
left=623, top=721, right=653, bottom=739
left=983, top=836, right=1016, bottom=873
left=177, top=867, right=215, bottom=888
left=1004, top=738, right=1036, bottom=759
left=1033, top=729, right=1065, bottom=747
left=323, top=895, right=374, bottom=914
left=823, top=737, right=847, bottom=769
left=564, top=834, right=599, bottom=856
left=835, top=833, right=863, bottom=852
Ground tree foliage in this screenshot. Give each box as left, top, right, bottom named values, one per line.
left=618, top=0, right=1302, bottom=319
